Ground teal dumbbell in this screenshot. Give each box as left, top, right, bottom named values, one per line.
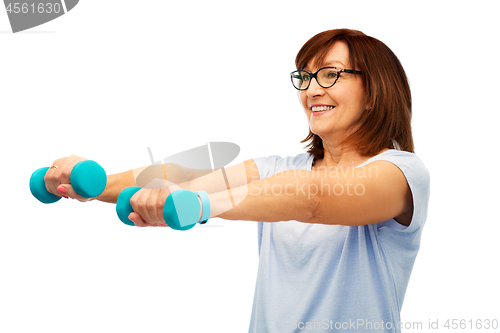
left=30, top=160, right=107, bottom=203
left=116, top=187, right=210, bottom=230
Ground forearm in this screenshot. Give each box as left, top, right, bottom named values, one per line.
left=93, top=170, right=136, bottom=203
left=93, top=164, right=196, bottom=204
left=94, top=160, right=256, bottom=204
left=210, top=170, right=318, bottom=223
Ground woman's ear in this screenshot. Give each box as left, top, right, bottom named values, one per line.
left=365, top=96, right=372, bottom=111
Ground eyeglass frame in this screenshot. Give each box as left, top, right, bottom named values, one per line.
left=290, top=66, right=363, bottom=91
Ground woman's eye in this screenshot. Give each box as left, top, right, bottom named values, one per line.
left=293, top=74, right=309, bottom=82
left=326, top=71, right=337, bottom=78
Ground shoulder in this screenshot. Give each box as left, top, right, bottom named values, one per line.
left=362, top=149, right=430, bottom=184
left=363, top=150, right=430, bottom=231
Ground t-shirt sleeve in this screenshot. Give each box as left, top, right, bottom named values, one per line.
left=252, top=155, right=282, bottom=179
left=252, top=154, right=312, bottom=180
left=371, top=151, right=431, bottom=234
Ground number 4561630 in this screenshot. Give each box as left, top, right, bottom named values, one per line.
left=444, top=319, right=498, bottom=330
left=6, top=3, right=61, bottom=14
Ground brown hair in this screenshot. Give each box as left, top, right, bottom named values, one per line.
left=296, top=29, right=414, bottom=158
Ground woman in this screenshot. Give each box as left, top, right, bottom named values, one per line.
left=44, top=29, right=430, bottom=332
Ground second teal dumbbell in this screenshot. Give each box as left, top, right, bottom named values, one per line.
left=30, top=160, right=107, bottom=203
left=116, top=188, right=210, bottom=230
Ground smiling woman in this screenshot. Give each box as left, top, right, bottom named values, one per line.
left=296, top=29, right=413, bottom=159
left=41, top=28, right=430, bottom=333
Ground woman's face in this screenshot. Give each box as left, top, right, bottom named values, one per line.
left=300, top=41, right=368, bottom=144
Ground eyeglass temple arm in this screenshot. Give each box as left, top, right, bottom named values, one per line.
left=342, top=69, right=363, bottom=74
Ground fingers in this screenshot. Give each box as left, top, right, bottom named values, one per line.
left=44, top=158, right=63, bottom=197
left=44, top=155, right=87, bottom=199
left=156, top=188, right=170, bottom=225
left=57, top=183, right=91, bottom=202
left=45, top=157, right=71, bottom=195
left=137, top=190, right=156, bottom=224
left=130, top=189, right=169, bottom=227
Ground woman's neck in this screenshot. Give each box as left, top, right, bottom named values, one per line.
left=313, top=145, right=389, bottom=171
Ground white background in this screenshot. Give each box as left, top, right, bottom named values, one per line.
left=1, top=1, right=499, bottom=332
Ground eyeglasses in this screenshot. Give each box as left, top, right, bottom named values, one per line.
left=290, top=67, right=363, bottom=91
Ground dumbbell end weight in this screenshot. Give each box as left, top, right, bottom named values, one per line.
left=29, top=167, right=62, bottom=204
left=71, top=160, right=107, bottom=199
left=116, top=186, right=141, bottom=226
left=164, top=190, right=201, bottom=231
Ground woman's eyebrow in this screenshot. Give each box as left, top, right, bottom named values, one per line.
left=323, top=60, right=347, bottom=68
left=304, top=60, right=347, bottom=71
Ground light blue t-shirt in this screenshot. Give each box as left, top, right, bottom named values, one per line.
left=249, top=149, right=430, bottom=333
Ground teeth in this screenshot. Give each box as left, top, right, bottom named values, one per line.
left=311, top=106, right=334, bottom=112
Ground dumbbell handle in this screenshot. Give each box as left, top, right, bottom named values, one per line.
left=116, top=187, right=210, bottom=230
left=30, top=160, right=107, bottom=204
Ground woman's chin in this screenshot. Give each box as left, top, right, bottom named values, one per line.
left=309, top=126, right=332, bottom=137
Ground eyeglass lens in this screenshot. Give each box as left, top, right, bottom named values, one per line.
left=291, top=68, right=340, bottom=90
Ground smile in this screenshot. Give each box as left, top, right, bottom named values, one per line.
left=311, top=105, right=335, bottom=112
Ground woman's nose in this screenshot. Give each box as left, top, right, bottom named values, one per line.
left=307, top=78, right=325, bottom=98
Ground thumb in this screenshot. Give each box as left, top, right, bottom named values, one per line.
left=129, top=212, right=151, bottom=227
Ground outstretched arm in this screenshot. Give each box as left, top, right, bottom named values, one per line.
left=207, top=160, right=412, bottom=227
left=130, top=160, right=413, bottom=228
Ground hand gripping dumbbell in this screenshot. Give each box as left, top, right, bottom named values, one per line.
left=29, top=160, right=107, bottom=203
left=116, top=187, right=211, bottom=230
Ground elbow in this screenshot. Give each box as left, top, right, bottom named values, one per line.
left=304, top=179, right=321, bottom=224
left=306, top=194, right=320, bottom=223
